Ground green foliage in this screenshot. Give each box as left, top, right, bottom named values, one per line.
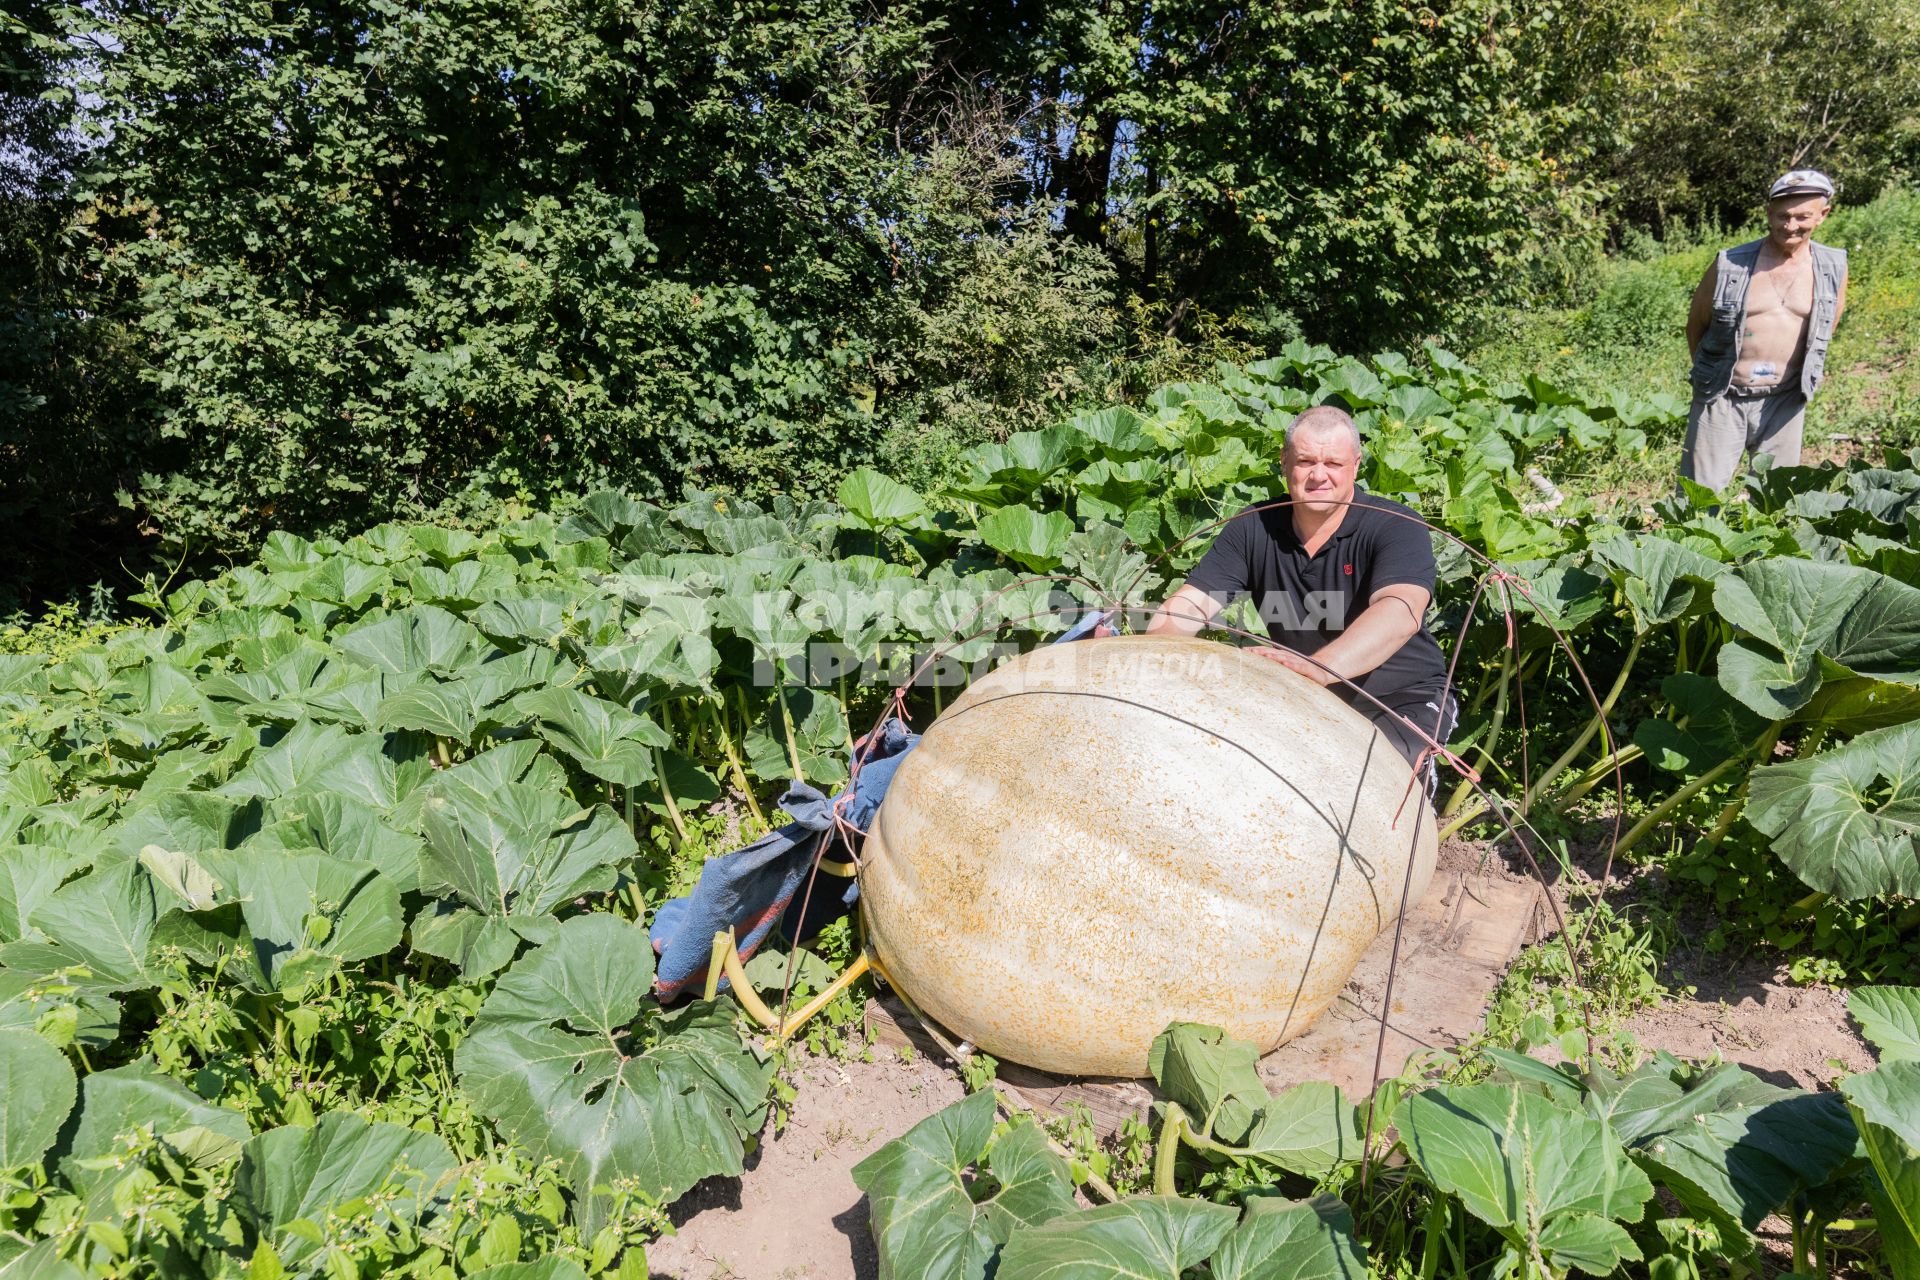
left=1849, top=986, right=1920, bottom=1062
left=232, top=1111, right=457, bottom=1269
left=1149, top=1023, right=1362, bottom=1176
left=994, top=1196, right=1240, bottom=1279
left=1841, top=998, right=1920, bottom=1278
left=1613, top=0, right=1920, bottom=231
left=1400, top=1084, right=1652, bottom=1274
left=456, top=915, right=773, bottom=1234
left=849, top=1089, right=1075, bottom=1280
left=1746, top=721, right=1920, bottom=900
left=1082, top=0, right=1618, bottom=348
left=0, top=1029, right=77, bottom=1169
left=21, top=0, right=1135, bottom=565
left=0, top=8, right=150, bottom=612
left=867, top=1018, right=1896, bottom=1280
left=2, top=335, right=1919, bottom=1274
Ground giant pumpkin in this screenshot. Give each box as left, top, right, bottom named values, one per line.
left=860, top=635, right=1440, bottom=1077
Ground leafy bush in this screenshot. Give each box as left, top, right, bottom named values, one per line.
left=1082, top=0, right=1616, bottom=349
left=32, top=0, right=1137, bottom=567
left=1611, top=0, right=1920, bottom=232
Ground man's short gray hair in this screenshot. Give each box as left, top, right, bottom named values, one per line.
left=1284, top=405, right=1364, bottom=458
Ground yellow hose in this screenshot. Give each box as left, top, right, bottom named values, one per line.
left=706, top=928, right=875, bottom=1041
left=718, top=932, right=784, bottom=1031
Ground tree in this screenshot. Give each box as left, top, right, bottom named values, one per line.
left=1050, top=0, right=1618, bottom=349
left=0, top=6, right=147, bottom=610
left=1614, top=0, right=1920, bottom=232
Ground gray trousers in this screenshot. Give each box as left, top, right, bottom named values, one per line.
left=1679, top=389, right=1808, bottom=491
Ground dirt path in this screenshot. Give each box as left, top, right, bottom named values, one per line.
left=647, top=1051, right=966, bottom=1280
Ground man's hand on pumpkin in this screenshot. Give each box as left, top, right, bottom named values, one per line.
left=1253, top=646, right=1339, bottom=686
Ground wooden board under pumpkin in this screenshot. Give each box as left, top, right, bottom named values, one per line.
left=862, top=861, right=1546, bottom=1137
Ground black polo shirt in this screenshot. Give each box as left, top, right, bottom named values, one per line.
left=1182, top=491, right=1447, bottom=707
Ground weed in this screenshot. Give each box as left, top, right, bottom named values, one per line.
left=1474, top=900, right=1675, bottom=1066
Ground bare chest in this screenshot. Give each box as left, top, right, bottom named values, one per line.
left=1745, top=257, right=1814, bottom=320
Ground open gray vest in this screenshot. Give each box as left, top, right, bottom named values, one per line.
left=1690, top=237, right=1847, bottom=401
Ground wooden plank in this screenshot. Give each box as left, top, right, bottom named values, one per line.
left=864, top=866, right=1543, bottom=1136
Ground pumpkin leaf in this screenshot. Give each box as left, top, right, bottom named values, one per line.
left=1211, top=1196, right=1368, bottom=1280
left=1850, top=987, right=1920, bottom=1061
left=1744, top=720, right=1920, bottom=900
left=455, top=915, right=772, bottom=1236
left=232, top=1111, right=456, bottom=1267
left=995, top=1197, right=1240, bottom=1280
left=850, top=1090, right=1075, bottom=1280
left=0, top=1029, right=77, bottom=1169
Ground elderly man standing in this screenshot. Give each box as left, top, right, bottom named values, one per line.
left=1682, top=169, right=1849, bottom=489
left=1136, top=405, right=1455, bottom=793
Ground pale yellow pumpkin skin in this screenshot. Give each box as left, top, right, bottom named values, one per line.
left=861, top=635, right=1440, bottom=1077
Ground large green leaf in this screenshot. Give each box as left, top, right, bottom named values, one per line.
left=219, top=720, right=424, bottom=811
left=1714, top=558, right=1920, bottom=718
left=416, top=775, right=635, bottom=932
left=1843, top=1063, right=1920, bottom=1279
left=469, top=1264, right=591, bottom=1280
left=1490, top=1054, right=1859, bottom=1242
left=1745, top=720, right=1920, bottom=900
left=0, top=862, right=162, bottom=991
left=1148, top=1023, right=1360, bottom=1174
left=1591, top=537, right=1724, bottom=630
left=1148, top=1023, right=1266, bottom=1140
left=408, top=900, right=548, bottom=980
left=335, top=605, right=489, bottom=675
left=0, top=848, right=85, bottom=943
left=113, top=790, right=262, bottom=861
left=252, top=791, right=425, bottom=894
left=181, top=851, right=403, bottom=993
left=995, top=1197, right=1240, bottom=1280
left=560, top=489, right=649, bottom=544
left=408, top=525, right=482, bottom=566
left=839, top=467, right=928, bottom=528
left=714, top=589, right=811, bottom=676
left=580, top=589, right=717, bottom=700
left=375, top=679, right=485, bottom=741
left=977, top=504, right=1073, bottom=572
left=850, top=1090, right=1076, bottom=1280
left=744, top=686, right=850, bottom=786
left=233, top=1110, right=457, bottom=1266
left=1399, top=1084, right=1651, bottom=1274
left=471, top=591, right=575, bottom=645
left=0, top=1029, right=76, bottom=1169
left=1851, top=987, right=1920, bottom=1061
left=1633, top=674, right=1769, bottom=775
left=0, top=970, right=120, bottom=1050
left=944, top=429, right=1081, bottom=504
left=63, top=1061, right=251, bottom=1190
left=1617, top=1071, right=1858, bottom=1236
left=1210, top=1197, right=1368, bottom=1280
left=511, top=686, right=669, bottom=787
left=455, top=915, right=773, bottom=1233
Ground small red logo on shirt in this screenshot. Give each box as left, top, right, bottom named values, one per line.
left=1343, top=563, right=1353, bottom=575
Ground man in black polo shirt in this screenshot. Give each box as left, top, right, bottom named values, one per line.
left=1142, top=405, right=1456, bottom=792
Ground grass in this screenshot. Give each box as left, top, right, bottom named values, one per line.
left=1464, top=188, right=1920, bottom=503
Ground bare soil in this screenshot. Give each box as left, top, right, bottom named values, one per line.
left=647, top=1051, right=965, bottom=1280
left=1498, top=828, right=1877, bottom=1089
left=1622, top=950, right=1876, bottom=1089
